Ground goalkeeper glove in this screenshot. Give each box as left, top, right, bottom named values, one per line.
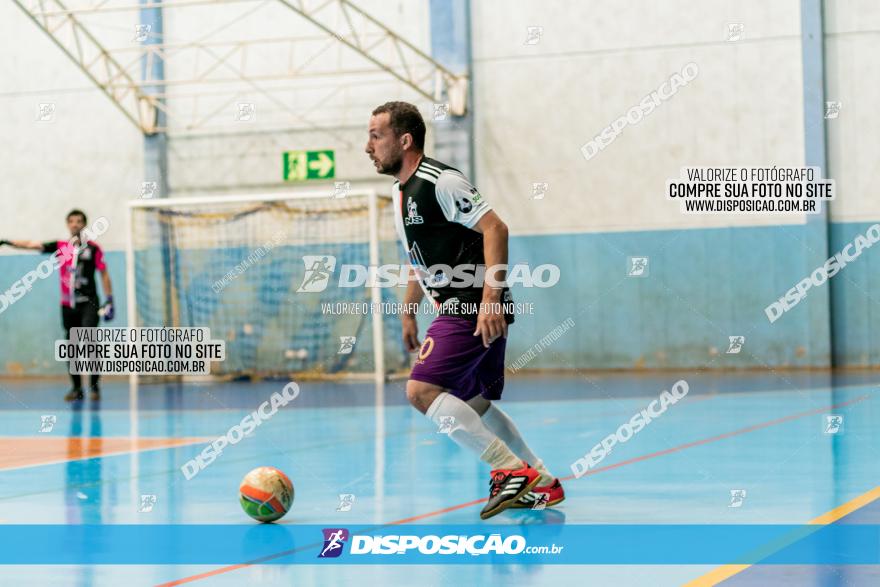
left=99, top=296, right=115, bottom=321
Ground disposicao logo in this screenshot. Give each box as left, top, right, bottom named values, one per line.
left=318, top=528, right=349, bottom=558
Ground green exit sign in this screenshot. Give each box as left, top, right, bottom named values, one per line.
left=283, top=150, right=335, bottom=181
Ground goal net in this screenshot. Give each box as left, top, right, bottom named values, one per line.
left=126, top=190, right=408, bottom=381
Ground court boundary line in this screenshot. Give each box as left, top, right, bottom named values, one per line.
left=155, top=393, right=869, bottom=586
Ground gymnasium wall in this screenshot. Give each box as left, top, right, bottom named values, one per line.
left=162, top=0, right=433, bottom=195
left=0, top=2, right=138, bottom=376
left=823, top=1, right=880, bottom=366
left=467, top=0, right=880, bottom=370
left=0, top=0, right=878, bottom=376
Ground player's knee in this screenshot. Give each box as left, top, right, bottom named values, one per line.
left=406, top=380, right=440, bottom=412
left=405, top=379, right=426, bottom=405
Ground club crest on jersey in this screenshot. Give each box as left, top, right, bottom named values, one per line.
left=405, top=196, right=423, bottom=225
left=424, top=270, right=449, bottom=288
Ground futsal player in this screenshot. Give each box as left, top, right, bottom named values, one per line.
left=1, top=209, right=114, bottom=401
left=365, top=101, right=564, bottom=518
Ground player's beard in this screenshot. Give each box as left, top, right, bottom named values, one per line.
left=377, top=150, right=403, bottom=176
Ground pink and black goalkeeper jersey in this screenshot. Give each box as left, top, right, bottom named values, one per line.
left=41, top=240, right=106, bottom=307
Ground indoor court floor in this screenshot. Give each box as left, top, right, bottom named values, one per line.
left=0, top=372, right=878, bottom=586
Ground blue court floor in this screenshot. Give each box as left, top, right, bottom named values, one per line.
left=0, top=371, right=878, bottom=586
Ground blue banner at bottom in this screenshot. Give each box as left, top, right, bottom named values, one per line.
left=1, top=524, right=878, bottom=565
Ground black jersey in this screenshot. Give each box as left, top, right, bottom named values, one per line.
left=393, top=156, right=514, bottom=323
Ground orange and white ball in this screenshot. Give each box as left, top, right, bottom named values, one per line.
left=239, top=466, right=294, bottom=522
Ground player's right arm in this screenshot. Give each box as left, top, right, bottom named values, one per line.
left=0, top=239, right=44, bottom=251
left=401, top=278, right=423, bottom=352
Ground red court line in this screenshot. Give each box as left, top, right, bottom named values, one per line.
left=572, top=393, right=869, bottom=480
left=156, top=393, right=869, bottom=586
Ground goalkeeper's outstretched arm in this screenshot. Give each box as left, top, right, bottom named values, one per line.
left=0, top=239, right=43, bottom=251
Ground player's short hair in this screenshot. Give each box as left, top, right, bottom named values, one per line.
left=66, top=209, right=87, bottom=224
left=371, top=101, right=426, bottom=151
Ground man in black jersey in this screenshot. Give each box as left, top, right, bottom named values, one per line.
left=366, top=102, right=564, bottom=519
left=1, top=209, right=114, bottom=402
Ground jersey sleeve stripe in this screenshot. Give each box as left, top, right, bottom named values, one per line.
left=414, top=171, right=438, bottom=184
left=417, top=166, right=440, bottom=178
left=420, top=161, right=443, bottom=174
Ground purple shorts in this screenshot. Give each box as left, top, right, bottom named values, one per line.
left=409, top=315, right=507, bottom=401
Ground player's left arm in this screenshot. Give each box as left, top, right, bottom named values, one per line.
left=435, top=171, right=509, bottom=348
left=95, top=245, right=115, bottom=321
left=472, top=211, right=509, bottom=348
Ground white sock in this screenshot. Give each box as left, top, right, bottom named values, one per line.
left=481, top=403, right=554, bottom=485
left=481, top=437, right=523, bottom=470
left=426, top=392, right=521, bottom=470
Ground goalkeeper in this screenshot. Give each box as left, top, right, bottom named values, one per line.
left=1, top=209, right=114, bottom=401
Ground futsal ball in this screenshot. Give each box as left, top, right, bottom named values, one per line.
left=239, top=466, right=294, bottom=523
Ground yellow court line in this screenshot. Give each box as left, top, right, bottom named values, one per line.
left=683, top=484, right=880, bottom=586
left=808, top=485, right=880, bottom=525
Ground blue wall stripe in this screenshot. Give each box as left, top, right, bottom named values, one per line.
left=3, top=221, right=878, bottom=375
